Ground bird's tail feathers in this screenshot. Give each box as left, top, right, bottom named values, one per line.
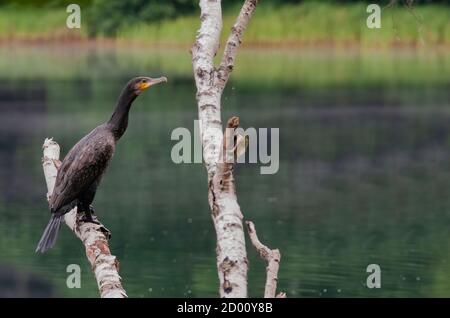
left=35, top=214, right=63, bottom=253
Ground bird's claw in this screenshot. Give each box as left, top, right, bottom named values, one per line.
left=100, top=226, right=112, bottom=240
left=80, top=214, right=100, bottom=225
left=80, top=214, right=111, bottom=239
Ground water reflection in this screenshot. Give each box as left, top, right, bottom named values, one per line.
left=0, top=47, right=449, bottom=297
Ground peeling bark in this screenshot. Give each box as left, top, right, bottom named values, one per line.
left=42, top=138, right=127, bottom=298
left=246, top=221, right=285, bottom=298
left=192, top=0, right=259, bottom=298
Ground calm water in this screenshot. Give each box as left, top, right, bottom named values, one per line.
left=0, top=46, right=449, bottom=297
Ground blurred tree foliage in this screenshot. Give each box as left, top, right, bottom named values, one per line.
left=0, top=0, right=93, bottom=6
left=87, top=0, right=198, bottom=36
left=86, top=0, right=302, bottom=36
left=84, top=0, right=449, bottom=36
left=0, top=0, right=446, bottom=36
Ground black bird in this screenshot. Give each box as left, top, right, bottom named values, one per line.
left=36, top=76, right=167, bottom=253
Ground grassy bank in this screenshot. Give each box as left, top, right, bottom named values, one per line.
left=0, top=6, right=72, bottom=40
left=0, top=2, right=448, bottom=47
left=118, top=2, right=450, bottom=47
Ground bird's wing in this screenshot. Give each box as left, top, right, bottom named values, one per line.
left=49, top=130, right=114, bottom=214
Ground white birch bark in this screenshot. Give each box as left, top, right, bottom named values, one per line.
left=191, top=0, right=259, bottom=298
left=42, top=138, right=127, bottom=298
left=246, top=221, right=286, bottom=298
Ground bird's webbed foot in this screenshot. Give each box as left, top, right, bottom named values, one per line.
left=80, top=213, right=101, bottom=225
left=78, top=204, right=111, bottom=239
left=78, top=202, right=98, bottom=223
left=99, top=226, right=112, bottom=239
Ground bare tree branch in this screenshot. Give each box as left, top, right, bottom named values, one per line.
left=246, top=221, right=285, bottom=298
left=191, top=0, right=259, bottom=298
left=193, top=0, right=284, bottom=299
left=191, top=1, right=224, bottom=177
left=217, top=0, right=259, bottom=90
left=42, top=138, right=127, bottom=298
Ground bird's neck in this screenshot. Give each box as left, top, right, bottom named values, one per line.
left=108, top=89, right=137, bottom=140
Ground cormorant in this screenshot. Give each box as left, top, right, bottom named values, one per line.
left=36, top=76, right=167, bottom=253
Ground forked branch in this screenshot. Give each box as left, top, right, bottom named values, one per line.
left=246, top=221, right=286, bottom=298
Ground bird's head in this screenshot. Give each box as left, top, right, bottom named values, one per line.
left=128, top=76, right=167, bottom=96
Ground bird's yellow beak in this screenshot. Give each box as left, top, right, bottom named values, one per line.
left=139, top=77, right=167, bottom=91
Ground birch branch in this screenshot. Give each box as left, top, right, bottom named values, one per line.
left=217, top=0, right=258, bottom=90
left=191, top=0, right=223, bottom=176
left=211, top=116, right=247, bottom=297
left=191, top=0, right=259, bottom=298
left=42, top=138, right=127, bottom=298
left=245, top=221, right=285, bottom=298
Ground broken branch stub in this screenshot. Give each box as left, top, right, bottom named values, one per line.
left=246, top=220, right=285, bottom=298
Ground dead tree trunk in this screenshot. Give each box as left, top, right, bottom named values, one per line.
left=191, top=0, right=259, bottom=298
left=42, top=138, right=127, bottom=298
left=246, top=221, right=286, bottom=298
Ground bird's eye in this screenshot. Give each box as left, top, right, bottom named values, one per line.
left=142, top=79, right=147, bottom=83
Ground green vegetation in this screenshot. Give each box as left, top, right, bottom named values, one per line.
left=118, top=2, right=450, bottom=47
left=86, top=0, right=199, bottom=36
left=0, top=2, right=448, bottom=46
left=0, top=6, right=69, bottom=40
